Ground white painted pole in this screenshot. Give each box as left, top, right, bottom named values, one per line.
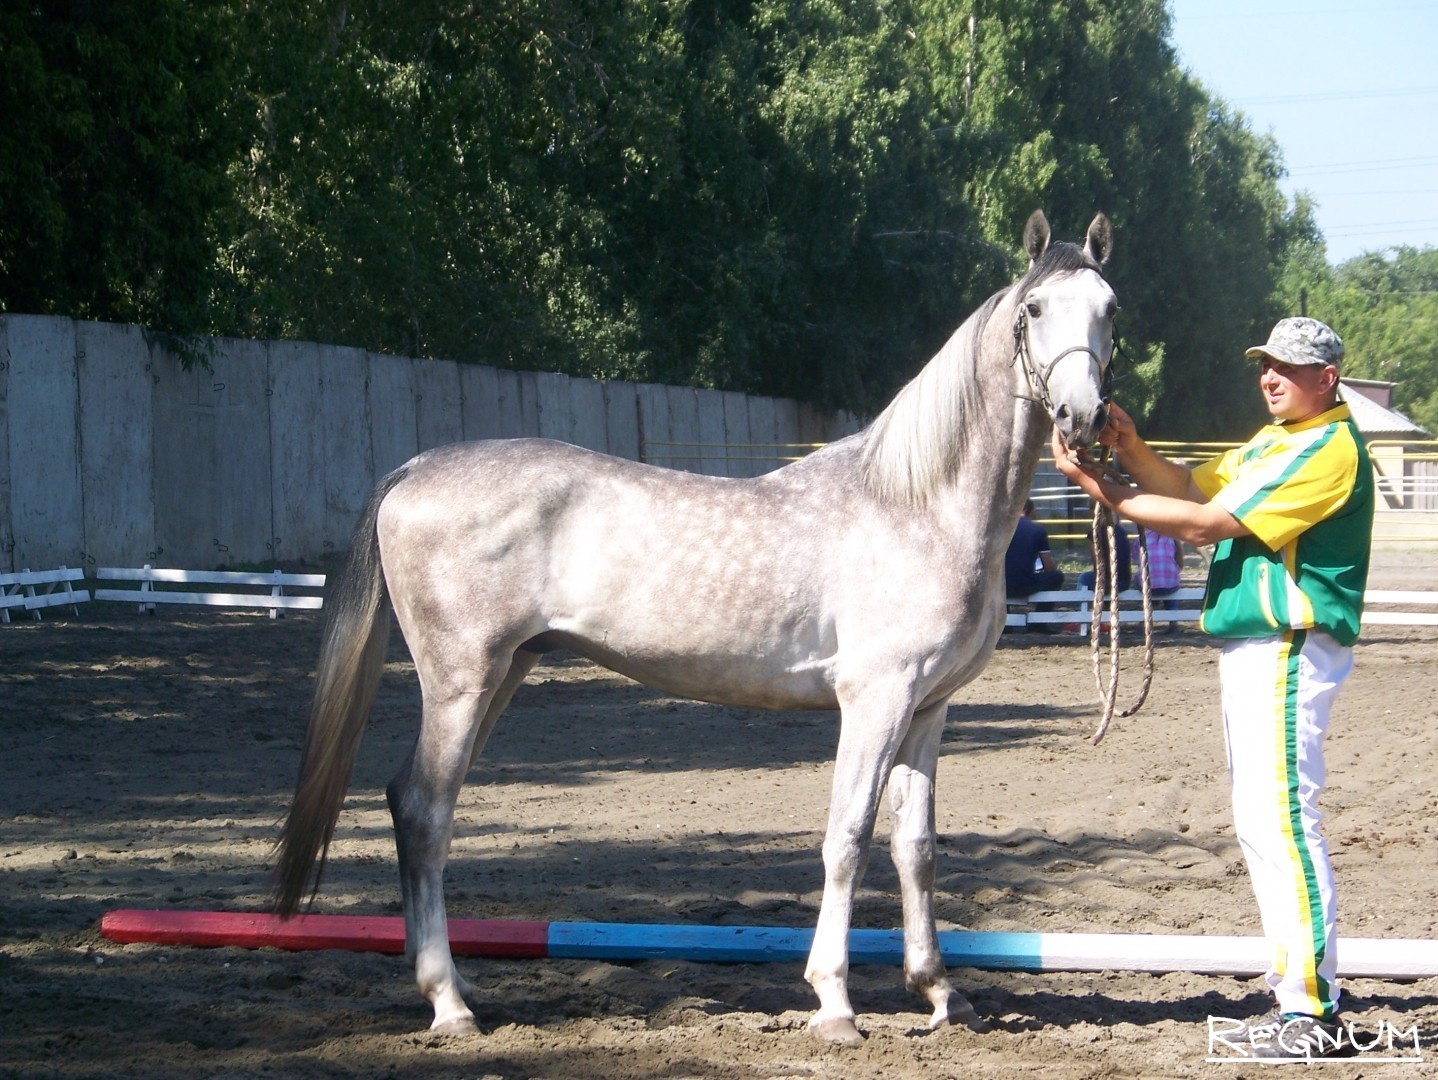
left=948, top=931, right=1438, bottom=979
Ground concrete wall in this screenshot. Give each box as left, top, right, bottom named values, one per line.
left=0, top=315, right=863, bottom=571
left=0, top=321, right=9, bottom=571
left=77, top=321, right=156, bottom=567
left=4, top=316, right=84, bottom=571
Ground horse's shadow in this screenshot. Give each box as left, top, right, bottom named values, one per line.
left=369, top=654, right=1086, bottom=790
left=966, top=984, right=1275, bottom=1032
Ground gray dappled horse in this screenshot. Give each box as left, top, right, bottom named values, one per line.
left=273, top=210, right=1116, bottom=1045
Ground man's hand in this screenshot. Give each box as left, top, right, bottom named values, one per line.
left=1098, top=401, right=1138, bottom=453
left=1051, top=426, right=1105, bottom=497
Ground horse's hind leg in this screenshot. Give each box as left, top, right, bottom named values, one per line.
left=888, top=699, right=986, bottom=1033
left=386, top=647, right=538, bottom=1033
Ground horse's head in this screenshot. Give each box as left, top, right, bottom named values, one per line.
left=1014, top=211, right=1116, bottom=449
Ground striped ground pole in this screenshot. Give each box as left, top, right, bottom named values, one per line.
left=98, top=910, right=1438, bottom=978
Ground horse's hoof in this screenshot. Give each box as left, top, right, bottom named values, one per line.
left=429, top=1014, right=480, bottom=1036
left=808, top=1016, right=865, bottom=1047
left=931, top=997, right=988, bottom=1034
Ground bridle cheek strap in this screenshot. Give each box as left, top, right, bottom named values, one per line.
left=1012, top=306, right=1109, bottom=414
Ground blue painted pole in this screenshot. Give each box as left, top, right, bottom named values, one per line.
left=549, top=923, right=1438, bottom=978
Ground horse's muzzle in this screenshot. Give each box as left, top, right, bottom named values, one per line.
left=1054, top=401, right=1108, bottom=450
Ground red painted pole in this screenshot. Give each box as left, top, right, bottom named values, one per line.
left=100, top=909, right=550, bottom=958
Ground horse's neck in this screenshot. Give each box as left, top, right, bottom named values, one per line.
left=855, top=288, right=1049, bottom=544
left=928, top=304, right=1048, bottom=539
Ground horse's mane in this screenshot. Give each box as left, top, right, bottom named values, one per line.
left=859, top=241, right=1099, bottom=506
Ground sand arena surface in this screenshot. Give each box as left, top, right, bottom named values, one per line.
left=3, top=567, right=1438, bottom=1078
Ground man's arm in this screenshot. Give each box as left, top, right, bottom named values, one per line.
left=1094, top=402, right=1204, bottom=501
left=1052, top=424, right=1251, bottom=548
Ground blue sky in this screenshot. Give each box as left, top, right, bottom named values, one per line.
left=1168, top=0, right=1438, bottom=264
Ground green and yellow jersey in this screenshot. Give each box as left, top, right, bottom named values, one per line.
left=1191, top=403, right=1374, bottom=646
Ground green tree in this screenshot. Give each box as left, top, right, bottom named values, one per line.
left=217, top=0, right=640, bottom=369
left=598, top=0, right=1003, bottom=408
left=904, top=0, right=1307, bottom=439
left=0, top=0, right=242, bottom=331
left=0, top=0, right=1321, bottom=431
left=1325, top=249, right=1438, bottom=436
left=216, top=0, right=1004, bottom=410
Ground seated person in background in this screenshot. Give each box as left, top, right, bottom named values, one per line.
left=1135, top=526, right=1183, bottom=631
left=1005, top=499, right=1065, bottom=597
left=1136, top=527, right=1182, bottom=597
left=1079, top=518, right=1132, bottom=595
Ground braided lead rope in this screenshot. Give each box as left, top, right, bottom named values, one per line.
left=1122, top=528, right=1156, bottom=720
left=1086, top=453, right=1156, bottom=746
left=1088, top=501, right=1122, bottom=744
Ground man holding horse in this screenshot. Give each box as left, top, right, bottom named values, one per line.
left=1052, top=316, right=1374, bottom=1061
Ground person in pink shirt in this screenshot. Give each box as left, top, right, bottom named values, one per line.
left=1134, top=527, right=1183, bottom=631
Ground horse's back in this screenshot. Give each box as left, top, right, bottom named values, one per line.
left=380, top=437, right=843, bottom=545
left=373, top=438, right=858, bottom=703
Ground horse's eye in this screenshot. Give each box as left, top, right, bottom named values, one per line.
left=1026, top=302, right=1041, bottom=318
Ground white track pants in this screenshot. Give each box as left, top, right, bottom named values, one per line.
left=1220, top=629, right=1352, bottom=1020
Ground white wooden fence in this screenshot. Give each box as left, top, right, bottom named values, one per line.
left=0, top=567, right=89, bottom=623
left=93, top=567, right=327, bottom=619
left=6, top=566, right=1437, bottom=637
left=1006, top=586, right=1438, bottom=633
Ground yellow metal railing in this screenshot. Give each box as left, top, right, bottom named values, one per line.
left=640, top=439, right=1438, bottom=546
left=1037, top=440, right=1438, bottom=546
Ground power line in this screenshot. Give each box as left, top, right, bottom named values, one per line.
left=1292, top=156, right=1438, bottom=171
left=1327, top=219, right=1438, bottom=230
left=1323, top=223, right=1438, bottom=239
left=1288, top=156, right=1438, bottom=177
left=1180, top=3, right=1435, bottom=19
left=1315, top=216, right=1438, bottom=238
left=1299, top=187, right=1438, bottom=198
left=1324, top=213, right=1438, bottom=226
left=1237, top=86, right=1438, bottom=106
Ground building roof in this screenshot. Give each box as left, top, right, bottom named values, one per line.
left=1341, top=380, right=1430, bottom=439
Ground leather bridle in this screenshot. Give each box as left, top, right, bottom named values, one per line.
left=1011, top=301, right=1113, bottom=415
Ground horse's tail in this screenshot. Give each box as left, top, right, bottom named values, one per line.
left=271, top=466, right=408, bottom=917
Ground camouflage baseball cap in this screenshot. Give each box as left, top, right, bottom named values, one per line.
left=1245, top=317, right=1344, bottom=368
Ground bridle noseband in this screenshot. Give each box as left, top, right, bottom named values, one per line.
left=1011, top=302, right=1114, bottom=414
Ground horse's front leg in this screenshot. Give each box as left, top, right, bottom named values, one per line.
left=888, top=698, right=987, bottom=1033
left=806, top=686, right=913, bottom=1046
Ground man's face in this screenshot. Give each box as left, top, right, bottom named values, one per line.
left=1258, top=357, right=1338, bottom=423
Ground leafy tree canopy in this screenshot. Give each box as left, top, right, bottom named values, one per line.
left=1280, top=245, right=1438, bottom=437
left=0, top=0, right=241, bottom=330
left=6, top=0, right=1429, bottom=439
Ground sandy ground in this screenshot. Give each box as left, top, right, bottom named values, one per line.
left=3, top=554, right=1438, bottom=1079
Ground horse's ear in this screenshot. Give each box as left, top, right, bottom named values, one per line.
left=1023, top=210, right=1050, bottom=266
left=1085, top=213, right=1113, bottom=266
